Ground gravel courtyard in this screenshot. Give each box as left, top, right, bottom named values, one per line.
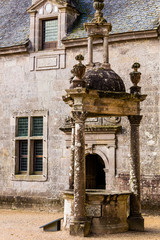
left=1, top=209, right=160, bottom=240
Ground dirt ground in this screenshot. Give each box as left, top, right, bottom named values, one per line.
left=1, top=209, right=160, bottom=240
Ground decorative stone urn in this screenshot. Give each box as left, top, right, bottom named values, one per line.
left=130, top=63, right=142, bottom=94
left=70, top=54, right=86, bottom=89
left=92, top=0, right=107, bottom=23
left=130, top=63, right=141, bottom=86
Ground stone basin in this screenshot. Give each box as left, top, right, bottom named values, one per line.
left=63, top=190, right=131, bottom=235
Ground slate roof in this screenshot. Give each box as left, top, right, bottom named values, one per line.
left=0, top=0, right=159, bottom=48
left=65, top=0, right=160, bottom=39
left=0, top=0, right=31, bottom=48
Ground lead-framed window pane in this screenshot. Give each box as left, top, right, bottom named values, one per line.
left=19, top=140, right=28, bottom=172
left=32, top=117, right=43, bottom=136
left=43, top=19, right=58, bottom=42
left=18, top=118, right=28, bottom=136
left=33, top=140, right=43, bottom=172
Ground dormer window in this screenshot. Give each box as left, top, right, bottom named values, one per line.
left=42, top=19, right=58, bottom=49
left=27, top=0, right=79, bottom=52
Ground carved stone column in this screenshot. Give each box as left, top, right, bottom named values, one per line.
left=128, top=115, right=144, bottom=231
left=88, top=36, right=93, bottom=66
left=103, top=36, right=109, bottom=64
left=70, top=111, right=91, bottom=237
left=69, top=118, right=75, bottom=190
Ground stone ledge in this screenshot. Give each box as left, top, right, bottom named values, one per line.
left=60, top=125, right=122, bottom=133
left=0, top=42, right=29, bottom=56
left=62, top=30, right=158, bottom=47
left=12, top=174, right=47, bottom=182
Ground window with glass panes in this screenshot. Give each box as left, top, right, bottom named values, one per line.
left=16, top=116, right=43, bottom=174
left=42, top=19, right=58, bottom=49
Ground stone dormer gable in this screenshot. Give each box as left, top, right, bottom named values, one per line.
left=27, top=0, right=79, bottom=51
left=27, top=0, right=78, bottom=13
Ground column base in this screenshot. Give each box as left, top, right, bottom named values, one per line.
left=86, top=63, right=95, bottom=68
left=127, top=215, right=144, bottom=231
left=70, top=219, right=91, bottom=237
left=130, top=86, right=141, bottom=94
left=102, top=63, right=111, bottom=69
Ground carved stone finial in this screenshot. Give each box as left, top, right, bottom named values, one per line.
left=75, top=54, right=84, bottom=63
left=92, top=0, right=107, bottom=24
left=130, top=63, right=141, bottom=94
left=70, top=54, right=86, bottom=89
left=130, top=63, right=141, bottom=87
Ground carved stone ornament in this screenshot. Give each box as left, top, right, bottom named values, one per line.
left=72, top=55, right=86, bottom=80
left=70, top=55, right=86, bottom=88
left=92, top=0, right=107, bottom=24
left=71, top=111, right=88, bottom=122
left=65, top=116, right=74, bottom=125
left=104, top=116, right=121, bottom=124
left=130, top=63, right=141, bottom=86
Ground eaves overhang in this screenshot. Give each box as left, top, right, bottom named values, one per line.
left=0, top=41, right=29, bottom=56
left=62, top=29, right=159, bottom=48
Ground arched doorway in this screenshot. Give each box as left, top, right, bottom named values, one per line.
left=86, top=154, right=105, bottom=189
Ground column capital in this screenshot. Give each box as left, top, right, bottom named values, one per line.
left=65, top=116, right=75, bottom=126
left=71, top=111, right=88, bottom=122
left=128, top=115, right=143, bottom=125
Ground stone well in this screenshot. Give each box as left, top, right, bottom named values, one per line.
left=62, top=0, right=146, bottom=236
left=63, top=190, right=130, bottom=234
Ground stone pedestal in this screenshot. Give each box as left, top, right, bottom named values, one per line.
left=128, top=115, right=144, bottom=231
left=70, top=219, right=91, bottom=237
left=128, top=213, right=144, bottom=231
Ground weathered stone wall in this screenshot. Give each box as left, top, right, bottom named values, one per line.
left=0, top=53, right=71, bottom=200
left=0, top=37, right=159, bottom=208
left=118, top=174, right=160, bottom=209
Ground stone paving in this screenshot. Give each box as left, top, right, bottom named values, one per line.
left=1, top=209, right=160, bottom=240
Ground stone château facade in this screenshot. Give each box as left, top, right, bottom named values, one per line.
left=0, top=0, right=159, bottom=209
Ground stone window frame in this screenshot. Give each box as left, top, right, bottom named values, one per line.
left=42, top=18, right=58, bottom=50
left=28, top=1, right=79, bottom=52
left=37, top=12, right=60, bottom=51
left=11, top=110, right=48, bottom=182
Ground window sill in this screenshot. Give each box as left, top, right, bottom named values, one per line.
left=12, top=174, right=47, bottom=182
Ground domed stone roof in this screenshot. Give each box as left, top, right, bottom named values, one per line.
left=83, top=64, right=126, bottom=92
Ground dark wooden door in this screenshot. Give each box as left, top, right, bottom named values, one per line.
left=86, top=154, right=105, bottom=189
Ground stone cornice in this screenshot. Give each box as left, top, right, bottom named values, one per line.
left=0, top=29, right=158, bottom=55
left=0, top=43, right=29, bottom=56
left=62, top=29, right=158, bottom=48
left=60, top=125, right=122, bottom=134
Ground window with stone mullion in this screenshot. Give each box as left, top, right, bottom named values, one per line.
left=16, top=116, right=43, bottom=174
